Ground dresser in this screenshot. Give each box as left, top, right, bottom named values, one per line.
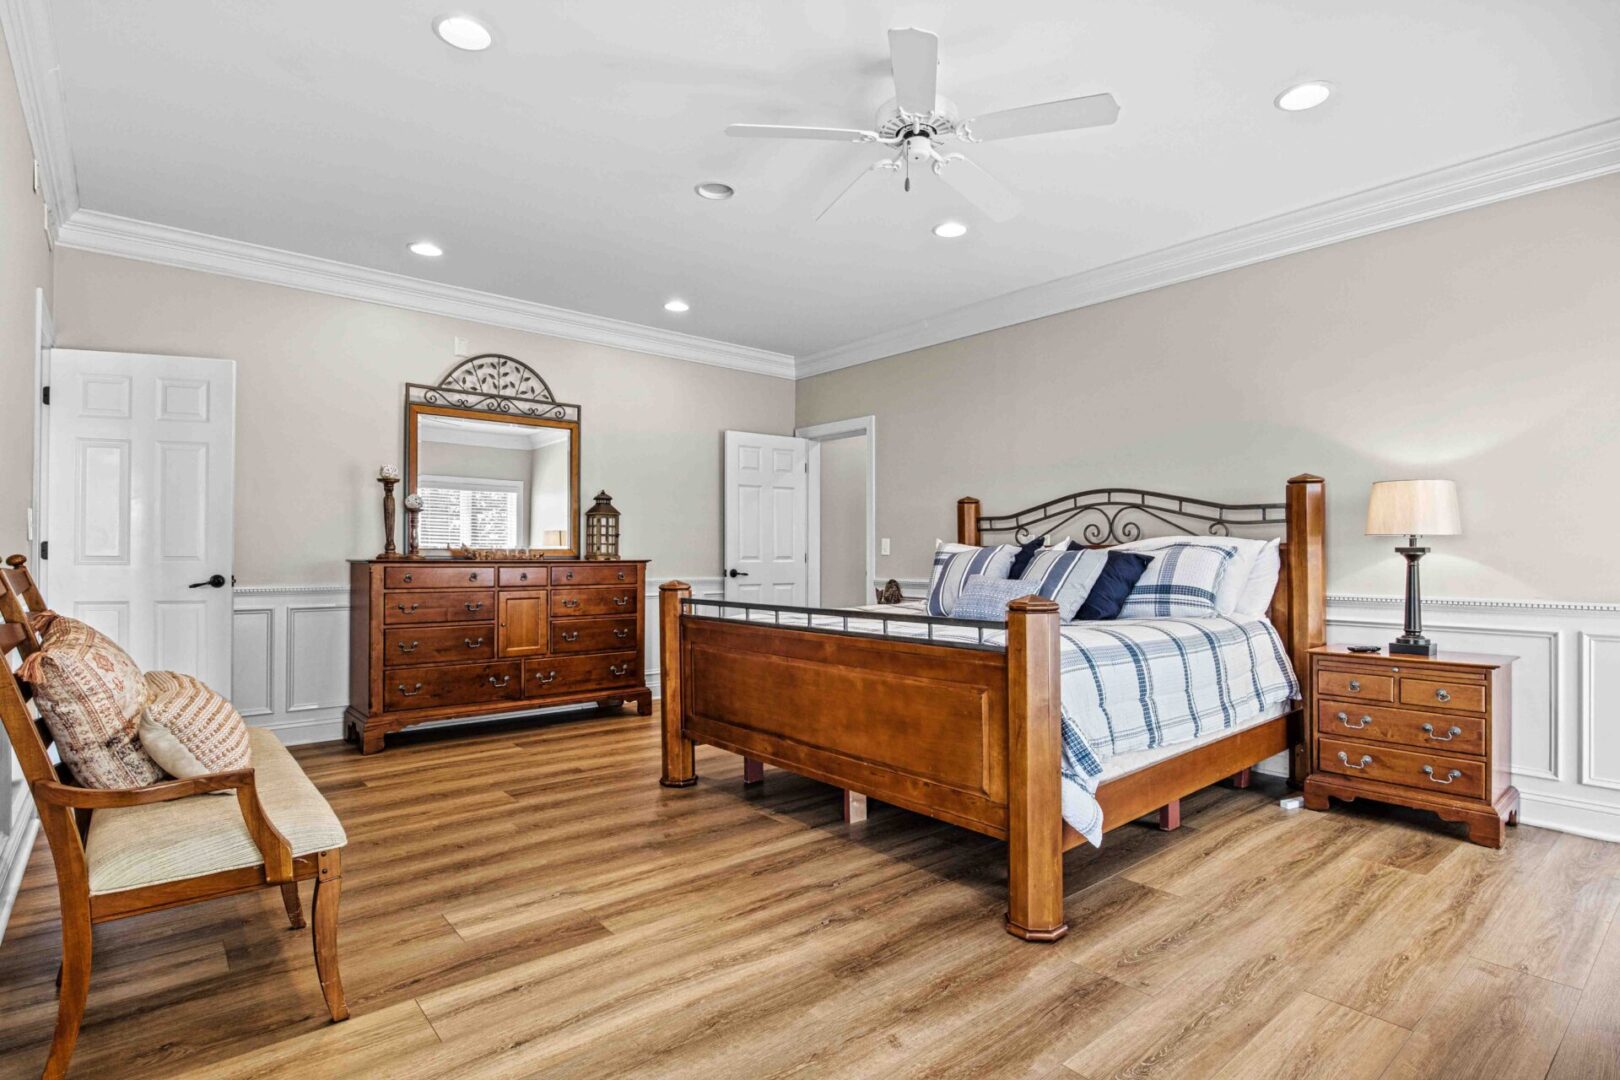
left=1303, top=645, right=1517, bottom=846
left=345, top=558, right=651, bottom=753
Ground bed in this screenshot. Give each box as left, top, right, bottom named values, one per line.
left=657, top=475, right=1325, bottom=941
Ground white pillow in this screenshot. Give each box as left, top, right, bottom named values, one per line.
left=1115, top=535, right=1269, bottom=616
left=1236, top=538, right=1282, bottom=617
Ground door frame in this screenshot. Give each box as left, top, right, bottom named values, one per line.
left=795, top=415, right=876, bottom=608
left=30, top=288, right=53, bottom=589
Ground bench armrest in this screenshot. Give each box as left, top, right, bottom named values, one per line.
left=32, top=769, right=297, bottom=883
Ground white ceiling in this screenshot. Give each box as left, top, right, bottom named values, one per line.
left=43, top=1, right=1620, bottom=361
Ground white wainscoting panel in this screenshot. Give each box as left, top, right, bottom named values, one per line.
left=232, top=576, right=723, bottom=746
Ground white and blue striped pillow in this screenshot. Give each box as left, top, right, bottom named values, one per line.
left=926, top=544, right=1016, bottom=617
left=1017, top=547, right=1109, bottom=621
left=952, top=576, right=1039, bottom=621
left=1117, top=542, right=1238, bottom=618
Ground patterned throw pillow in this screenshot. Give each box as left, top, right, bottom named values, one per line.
left=1117, top=542, right=1239, bottom=618
left=952, top=576, right=1039, bottom=621
left=139, top=671, right=253, bottom=779
left=925, top=544, right=1017, bottom=617
left=17, top=616, right=165, bottom=789
left=1017, top=547, right=1109, bottom=620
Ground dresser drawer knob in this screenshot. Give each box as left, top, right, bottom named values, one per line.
left=470, top=571, right=481, bottom=582
left=403, top=573, right=413, bottom=583
left=617, top=570, right=626, bottom=580
left=1422, top=765, right=1462, bottom=784
left=396, top=602, right=420, bottom=614
left=614, top=628, right=629, bottom=639
left=561, top=631, right=579, bottom=642
left=518, top=572, right=529, bottom=582
left=609, top=663, right=630, bottom=676
left=1337, top=751, right=1372, bottom=770
left=464, top=637, right=485, bottom=648
left=487, top=675, right=511, bottom=688
left=1421, top=723, right=1462, bottom=742
left=1347, top=679, right=1361, bottom=692
left=565, top=571, right=574, bottom=580
left=1434, top=688, right=1451, bottom=702
left=1336, top=711, right=1371, bottom=729
left=396, top=682, right=423, bottom=697
left=562, top=599, right=580, bottom=609
left=535, top=670, right=558, bottom=685
left=465, top=601, right=484, bottom=612
left=398, top=640, right=419, bottom=653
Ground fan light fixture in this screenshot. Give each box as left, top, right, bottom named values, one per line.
left=664, top=299, right=690, bottom=313
left=932, top=221, right=968, bottom=238
left=1275, top=81, right=1333, bottom=112
left=695, top=182, right=735, bottom=200
left=408, top=240, right=444, bottom=257
left=434, top=15, right=492, bottom=51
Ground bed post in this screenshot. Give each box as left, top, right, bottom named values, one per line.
left=659, top=582, right=697, bottom=787
left=1284, top=474, right=1326, bottom=785
left=957, top=497, right=981, bottom=546
left=1004, top=596, right=1068, bottom=942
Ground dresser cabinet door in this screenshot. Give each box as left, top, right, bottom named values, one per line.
left=498, top=590, right=550, bottom=658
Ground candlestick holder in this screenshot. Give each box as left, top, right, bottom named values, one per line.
left=376, top=475, right=405, bottom=560
left=403, top=493, right=424, bottom=559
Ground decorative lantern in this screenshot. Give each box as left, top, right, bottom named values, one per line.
left=584, top=491, right=620, bottom=560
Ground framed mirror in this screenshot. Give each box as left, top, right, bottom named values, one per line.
left=404, top=356, right=581, bottom=557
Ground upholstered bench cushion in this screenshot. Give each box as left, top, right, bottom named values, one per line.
left=85, top=729, right=346, bottom=895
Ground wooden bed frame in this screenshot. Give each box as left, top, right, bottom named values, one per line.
left=658, top=475, right=1325, bottom=941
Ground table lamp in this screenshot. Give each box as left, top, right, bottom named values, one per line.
left=1366, top=479, right=1460, bottom=656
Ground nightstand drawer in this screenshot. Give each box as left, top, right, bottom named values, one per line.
left=1318, top=737, right=1486, bottom=799
left=1398, top=676, right=1486, bottom=714
left=1316, top=700, right=1486, bottom=756
left=1315, top=668, right=1393, bottom=702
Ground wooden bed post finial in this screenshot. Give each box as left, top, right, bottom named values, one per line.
left=957, top=497, right=981, bottom=546
left=1004, top=595, right=1068, bottom=942
left=659, top=582, right=697, bottom=787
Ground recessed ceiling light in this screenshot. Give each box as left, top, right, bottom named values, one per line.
left=664, top=299, right=690, bottom=313
left=434, top=15, right=492, bottom=51
left=933, top=221, right=968, bottom=239
left=408, top=240, right=444, bottom=257
left=1275, top=81, right=1333, bottom=112
left=695, top=182, right=735, bottom=201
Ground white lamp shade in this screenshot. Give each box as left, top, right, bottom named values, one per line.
left=1366, top=479, right=1461, bottom=537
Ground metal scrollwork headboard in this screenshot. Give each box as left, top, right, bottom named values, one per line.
left=406, top=354, right=580, bottom=422
left=976, top=488, right=1286, bottom=546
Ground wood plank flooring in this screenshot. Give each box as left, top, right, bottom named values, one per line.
left=0, top=706, right=1617, bottom=1079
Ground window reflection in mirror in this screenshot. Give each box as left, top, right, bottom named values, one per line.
left=414, top=414, right=574, bottom=551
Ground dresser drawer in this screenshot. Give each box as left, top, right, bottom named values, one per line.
left=1316, top=700, right=1486, bottom=756
left=498, top=566, right=547, bottom=588
left=383, top=625, right=494, bottom=667
left=384, top=661, right=522, bottom=711
left=1398, top=676, right=1486, bottom=714
left=383, top=589, right=495, bottom=625
left=551, top=564, right=634, bottom=587
left=552, top=616, right=637, bottom=655
left=1317, top=736, right=1486, bottom=800
left=552, top=587, right=637, bottom=617
left=523, top=652, right=639, bottom=695
left=385, top=565, right=496, bottom=589
left=1315, top=668, right=1393, bottom=703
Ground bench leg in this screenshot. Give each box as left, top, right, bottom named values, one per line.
left=843, top=790, right=868, bottom=824
left=311, top=852, right=350, bottom=1023
left=742, top=757, right=765, bottom=785
left=45, top=890, right=91, bottom=1079
left=1158, top=800, right=1181, bottom=831
left=280, top=881, right=305, bottom=930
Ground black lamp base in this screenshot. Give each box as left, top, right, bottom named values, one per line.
left=1389, top=636, right=1437, bottom=657
left=1391, top=540, right=1437, bottom=657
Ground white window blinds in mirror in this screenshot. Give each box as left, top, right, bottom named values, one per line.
left=418, top=476, right=526, bottom=549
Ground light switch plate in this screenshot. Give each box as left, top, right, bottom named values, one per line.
left=880, top=538, right=891, bottom=556
left=453, top=336, right=471, bottom=358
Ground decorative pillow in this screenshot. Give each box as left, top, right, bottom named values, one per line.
left=16, top=616, right=165, bottom=789
left=139, top=671, right=253, bottom=779
left=952, top=576, right=1039, bottom=622
left=1117, top=541, right=1239, bottom=618
left=1115, top=535, right=1270, bottom=615
left=1017, top=547, right=1108, bottom=620
left=1006, top=536, right=1047, bottom=580
left=925, top=544, right=1016, bottom=617
left=1236, top=538, right=1283, bottom=616
left=1073, top=550, right=1154, bottom=621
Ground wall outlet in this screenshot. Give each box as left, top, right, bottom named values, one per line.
left=880, top=538, right=891, bottom=556
left=453, top=336, right=471, bottom=358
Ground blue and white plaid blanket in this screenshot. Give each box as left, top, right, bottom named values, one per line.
left=706, top=603, right=1298, bottom=846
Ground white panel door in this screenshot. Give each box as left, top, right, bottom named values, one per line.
left=45, top=350, right=236, bottom=693
left=723, top=431, right=809, bottom=605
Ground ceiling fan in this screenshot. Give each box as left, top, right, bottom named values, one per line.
left=726, top=27, right=1119, bottom=223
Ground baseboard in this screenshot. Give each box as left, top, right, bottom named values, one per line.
left=1516, top=790, right=1620, bottom=844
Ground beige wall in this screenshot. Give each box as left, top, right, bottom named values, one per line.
left=819, top=434, right=868, bottom=608
left=798, top=174, right=1620, bottom=604
left=0, top=27, right=52, bottom=558
left=52, top=249, right=795, bottom=584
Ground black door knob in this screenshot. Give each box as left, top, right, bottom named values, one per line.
left=188, top=574, right=228, bottom=589
left=728, top=569, right=750, bottom=578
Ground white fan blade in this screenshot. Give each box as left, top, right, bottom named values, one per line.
left=888, top=28, right=938, bottom=115
left=935, top=155, right=1021, bottom=222
left=816, top=160, right=897, bottom=221
left=726, top=124, right=879, bottom=142
left=966, top=93, right=1119, bottom=141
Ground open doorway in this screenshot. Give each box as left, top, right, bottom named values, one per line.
left=798, top=416, right=876, bottom=608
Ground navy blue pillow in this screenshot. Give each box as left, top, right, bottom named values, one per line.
left=1007, top=536, right=1046, bottom=579
left=1070, top=546, right=1153, bottom=620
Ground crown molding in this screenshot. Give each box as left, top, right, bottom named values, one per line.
left=797, top=117, right=1620, bottom=379
left=54, top=210, right=796, bottom=379
left=0, top=0, right=79, bottom=235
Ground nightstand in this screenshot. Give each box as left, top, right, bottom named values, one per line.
left=1303, top=645, right=1518, bottom=847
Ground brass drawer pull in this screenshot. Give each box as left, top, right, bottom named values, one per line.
left=1422, top=765, right=1462, bottom=784
left=396, top=602, right=420, bottom=614
left=1336, top=711, right=1371, bottom=729
left=487, top=675, right=511, bottom=688
left=396, top=682, right=423, bottom=697
left=535, top=670, right=558, bottom=684
left=464, top=637, right=485, bottom=648
left=1337, top=751, right=1372, bottom=770
left=1421, top=723, right=1462, bottom=742
left=561, top=631, right=579, bottom=642
left=1434, top=688, right=1451, bottom=702
left=613, top=596, right=629, bottom=607
left=465, top=601, right=484, bottom=612
left=613, top=628, right=629, bottom=639
left=398, top=640, right=419, bottom=653
left=1348, top=679, right=1361, bottom=692
left=562, top=599, right=580, bottom=609
left=609, top=663, right=630, bottom=676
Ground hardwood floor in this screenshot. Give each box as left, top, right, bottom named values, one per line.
left=1, top=706, right=1617, bottom=1079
